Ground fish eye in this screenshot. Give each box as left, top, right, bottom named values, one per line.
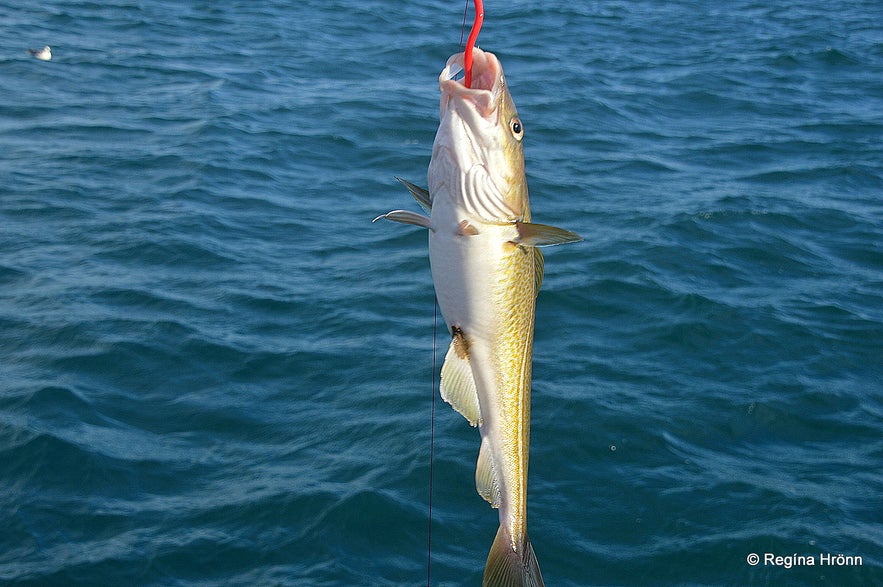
left=510, top=118, right=524, bottom=140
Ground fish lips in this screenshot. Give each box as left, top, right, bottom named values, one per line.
left=439, top=48, right=504, bottom=123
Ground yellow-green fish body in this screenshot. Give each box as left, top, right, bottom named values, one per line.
left=377, top=48, right=580, bottom=587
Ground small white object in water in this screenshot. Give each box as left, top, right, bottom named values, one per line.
left=28, top=46, right=51, bottom=61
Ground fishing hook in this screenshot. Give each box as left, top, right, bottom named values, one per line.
left=463, top=0, right=484, bottom=88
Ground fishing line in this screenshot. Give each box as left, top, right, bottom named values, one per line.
left=458, top=0, right=469, bottom=50
left=428, top=3, right=479, bottom=581
left=426, top=296, right=439, bottom=586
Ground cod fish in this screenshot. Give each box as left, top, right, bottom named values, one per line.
left=376, top=48, right=580, bottom=586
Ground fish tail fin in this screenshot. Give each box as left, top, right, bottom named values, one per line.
left=482, top=526, right=544, bottom=587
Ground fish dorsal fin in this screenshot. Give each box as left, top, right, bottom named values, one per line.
left=476, top=435, right=502, bottom=507
left=395, top=177, right=432, bottom=212
left=439, top=330, right=481, bottom=427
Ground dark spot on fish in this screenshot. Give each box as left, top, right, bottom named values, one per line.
left=452, top=326, right=470, bottom=360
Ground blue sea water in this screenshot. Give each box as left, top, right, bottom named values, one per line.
left=1, top=0, right=881, bottom=585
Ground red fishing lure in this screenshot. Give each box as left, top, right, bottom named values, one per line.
left=463, top=0, right=484, bottom=88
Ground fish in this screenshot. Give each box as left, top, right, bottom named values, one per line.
left=28, top=46, right=52, bottom=61
left=376, top=47, right=581, bottom=586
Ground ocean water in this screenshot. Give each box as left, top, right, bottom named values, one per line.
left=1, top=0, right=881, bottom=585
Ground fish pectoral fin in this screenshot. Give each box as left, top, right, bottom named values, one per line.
left=459, top=220, right=480, bottom=236
left=372, top=210, right=431, bottom=229
left=476, top=436, right=502, bottom=508
left=395, top=177, right=432, bottom=212
left=515, top=222, right=583, bottom=247
left=439, top=334, right=481, bottom=426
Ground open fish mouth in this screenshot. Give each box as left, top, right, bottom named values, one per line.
left=439, top=48, right=503, bottom=120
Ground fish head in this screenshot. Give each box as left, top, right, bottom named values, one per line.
left=430, top=48, right=529, bottom=223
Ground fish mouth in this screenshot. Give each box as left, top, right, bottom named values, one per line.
left=439, top=48, right=503, bottom=122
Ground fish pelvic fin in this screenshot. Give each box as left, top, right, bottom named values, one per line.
left=372, top=210, right=431, bottom=228
left=395, top=177, right=432, bottom=212
left=373, top=178, right=432, bottom=227
left=482, top=527, right=544, bottom=587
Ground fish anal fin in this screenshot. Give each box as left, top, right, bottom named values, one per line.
left=476, top=435, right=501, bottom=507
left=515, top=221, right=582, bottom=247
left=439, top=330, right=480, bottom=426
